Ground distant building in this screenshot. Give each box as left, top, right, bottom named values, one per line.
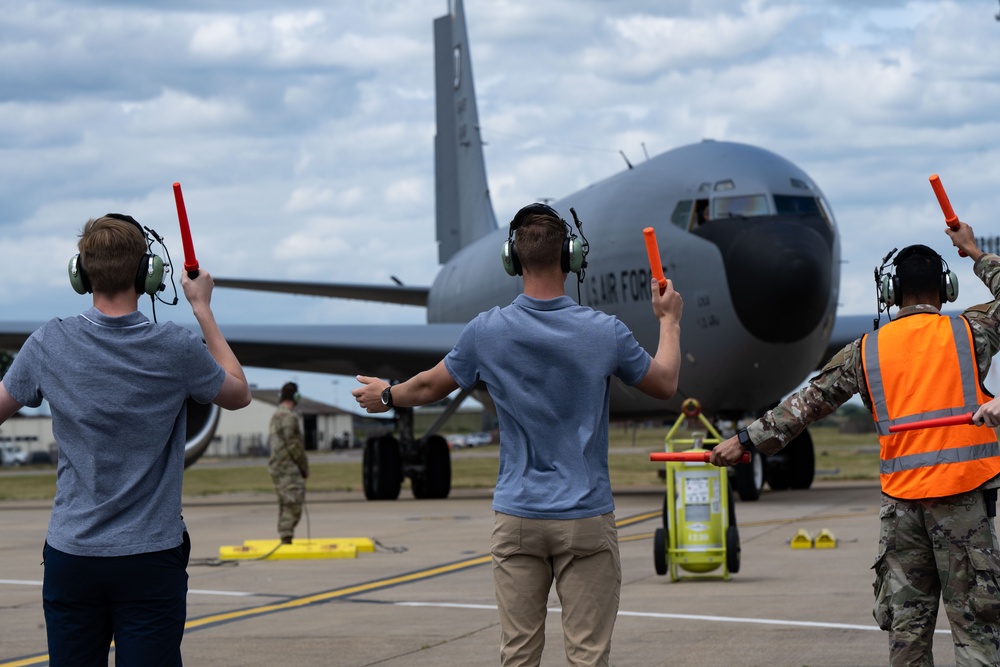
left=0, top=389, right=392, bottom=460
left=206, top=388, right=391, bottom=457
left=0, top=412, right=54, bottom=457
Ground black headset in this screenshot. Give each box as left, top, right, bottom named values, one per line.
left=501, top=203, right=585, bottom=277
left=877, top=244, right=958, bottom=308
left=68, top=213, right=165, bottom=296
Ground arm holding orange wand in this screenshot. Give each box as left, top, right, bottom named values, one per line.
left=633, top=226, right=683, bottom=399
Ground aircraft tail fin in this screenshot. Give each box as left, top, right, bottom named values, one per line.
left=433, top=0, right=498, bottom=264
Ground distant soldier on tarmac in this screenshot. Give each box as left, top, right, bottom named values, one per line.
left=269, top=382, right=309, bottom=544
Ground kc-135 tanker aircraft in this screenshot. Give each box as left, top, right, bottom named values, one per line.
left=0, top=0, right=871, bottom=502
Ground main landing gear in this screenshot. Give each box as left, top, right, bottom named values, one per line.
left=362, top=387, right=474, bottom=500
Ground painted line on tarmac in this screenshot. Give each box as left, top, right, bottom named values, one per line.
left=395, top=601, right=950, bottom=635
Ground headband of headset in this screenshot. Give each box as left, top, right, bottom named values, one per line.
left=878, top=243, right=958, bottom=307
left=68, top=213, right=165, bottom=296
left=501, top=203, right=584, bottom=276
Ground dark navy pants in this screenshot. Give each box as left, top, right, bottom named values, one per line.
left=42, top=533, right=190, bottom=667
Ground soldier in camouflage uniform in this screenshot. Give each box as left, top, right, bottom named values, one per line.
left=269, top=382, right=309, bottom=544
left=713, top=221, right=1000, bottom=667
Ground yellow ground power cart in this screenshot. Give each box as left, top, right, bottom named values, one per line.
left=651, top=399, right=742, bottom=582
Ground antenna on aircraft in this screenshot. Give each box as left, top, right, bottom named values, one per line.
left=390, top=276, right=404, bottom=286
left=995, top=0, right=999, bottom=20
left=619, top=150, right=634, bottom=170
left=642, top=142, right=650, bottom=161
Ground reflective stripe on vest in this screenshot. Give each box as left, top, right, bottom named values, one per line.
left=862, top=314, right=1000, bottom=499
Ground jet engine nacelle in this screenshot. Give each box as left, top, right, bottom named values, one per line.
left=183, top=398, right=221, bottom=468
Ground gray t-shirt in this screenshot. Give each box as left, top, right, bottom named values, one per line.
left=4, top=308, right=225, bottom=556
left=444, top=294, right=651, bottom=519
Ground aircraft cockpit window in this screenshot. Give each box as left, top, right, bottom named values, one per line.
left=774, top=195, right=822, bottom=216
left=713, top=194, right=769, bottom=218
left=670, top=200, right=693, bottom=229
left=714, top=180, right=735, bottom=192
left=789, top=178, right=810, bottom=191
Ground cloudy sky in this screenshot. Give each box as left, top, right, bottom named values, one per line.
left=2, top=0, right=999, bottom=408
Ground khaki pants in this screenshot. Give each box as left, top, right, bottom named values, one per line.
left=491, top=511, right=620, bottom=667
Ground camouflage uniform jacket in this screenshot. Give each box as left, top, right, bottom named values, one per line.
left=748, top=252, right=1000, bottom=485
left=269, top=404, right=309, bottom=477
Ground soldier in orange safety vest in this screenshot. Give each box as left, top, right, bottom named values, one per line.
left=712, top=221, right=1000, bottom=667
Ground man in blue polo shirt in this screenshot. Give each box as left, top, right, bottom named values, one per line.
left=0, top=214, right=251, bottom=666
left=354, top=203, right=683, bottom=667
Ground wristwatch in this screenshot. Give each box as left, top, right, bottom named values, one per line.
left=737, top=428, right=753, bottom=451
left=380, top=385, right=394, bottom=408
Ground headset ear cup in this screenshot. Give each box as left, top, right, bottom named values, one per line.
left=879, top=274, right=895, bottom=307
left=136, top=254, right=164, bottom=295
left=68, top=255, right=91, bottom=295
left=943, top=270, right=959, bottom=303
left=501, top=239, right=521, bottom=276
left=566, top=235, right=584, bottom=274
left=147, top=254, right=164, bottom=295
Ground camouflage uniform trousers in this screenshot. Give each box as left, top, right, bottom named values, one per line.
left=269, top=460, right=306, bottom=541
left=872, top=490, right=1000, bottom=666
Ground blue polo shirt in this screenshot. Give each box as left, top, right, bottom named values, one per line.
left=445, top=294, right=651, bottom=519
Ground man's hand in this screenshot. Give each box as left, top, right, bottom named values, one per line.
left=651, top=278, right=683, bottom=326
left=709, top=436, right=746, bottom=467
left=182, top=268, right=215, bottom=313
left=973, top=397, right=1000, bottom=428
left=945, top=220, right=984, bottom=262
left=352, top=375, right=390, bottom=413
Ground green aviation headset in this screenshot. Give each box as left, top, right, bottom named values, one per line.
left=877, top=244, right=958, bottom=308
left=501, top=203, right=586, bottom=277
left=68, top=213, right=165, bottom=296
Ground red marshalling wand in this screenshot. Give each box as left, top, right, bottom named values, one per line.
left=172, top=182, right=200, bottom=278
left=650, top=451, right=751, bottom=464
left=888, top=412, right=975, bottom=433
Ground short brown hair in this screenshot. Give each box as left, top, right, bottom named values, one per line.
left=77, top=216, right=147, bottom=294
left=515, top=213, right=565, bottom=272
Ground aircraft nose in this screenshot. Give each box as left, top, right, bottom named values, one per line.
left=697, top=218, right=833, bottom=343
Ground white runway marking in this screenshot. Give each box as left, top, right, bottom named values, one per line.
left=395, top=601, right=950, bottom=634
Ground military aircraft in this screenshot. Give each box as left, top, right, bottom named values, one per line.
left=0, top=0, right=865, bottom=502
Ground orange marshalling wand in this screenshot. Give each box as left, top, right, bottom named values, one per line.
left=888, top=412, right=975, bottom=433
left=929, top=174, right=966, bottom=257
left=643, top=227, right=667, bottom=294
left=650, top=451, right=751, bottom=464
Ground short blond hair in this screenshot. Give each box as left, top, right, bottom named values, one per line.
left=77, top=216, right=147, bottom=294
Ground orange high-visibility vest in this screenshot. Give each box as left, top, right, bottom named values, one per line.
left=861, top=313, right=1000, bottom=500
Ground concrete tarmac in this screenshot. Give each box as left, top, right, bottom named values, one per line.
left=0, top=480, right=963, bottom=667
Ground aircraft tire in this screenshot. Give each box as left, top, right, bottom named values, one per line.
left=726, top=525, right=741, bottom=574
left=653, top=527, right=668, bottom=576
left=412, top=435, right=451, bottom=499
left=786, top=429, right=815, bottom=489
left=363, top=435, right=402, bottom=500
left=735, top=451, right=764, bottom=501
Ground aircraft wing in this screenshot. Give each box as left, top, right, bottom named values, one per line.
left=214, top=323, right=463, bottom=380
left=213, top=278, right=429, bottom=307
left=0, top=321, right=464, bottom=382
